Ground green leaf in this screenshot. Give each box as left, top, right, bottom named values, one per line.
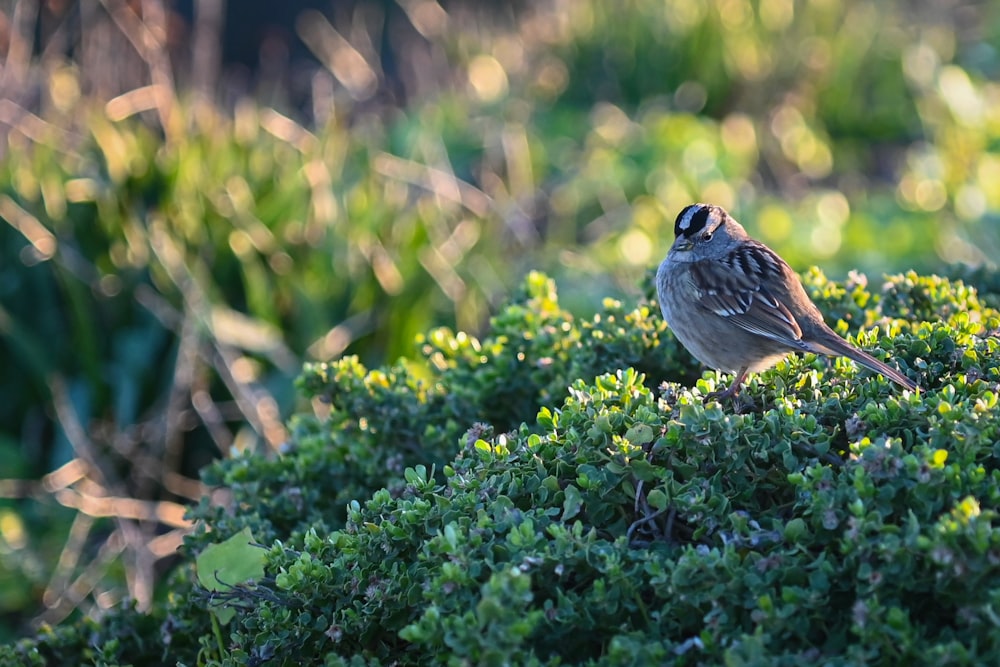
left=646, top=488, right=668, bottom=511
left=624, top=423, right=654, bottom=445
left=562, top=485, right=583, bottom=521
left=784, top=518, right=808, bottom=542
left=196, top=527, right=267, bottom=624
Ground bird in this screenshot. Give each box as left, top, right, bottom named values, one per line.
left=655, top=203, right=918, bottom=402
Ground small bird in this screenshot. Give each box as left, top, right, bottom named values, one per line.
left=655, top=203, right=917, bottom=401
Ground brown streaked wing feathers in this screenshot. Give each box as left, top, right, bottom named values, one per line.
left=689, top=243, right=806, bottom=349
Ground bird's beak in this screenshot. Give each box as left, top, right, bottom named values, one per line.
left=671, top=238, right=694, bottom=252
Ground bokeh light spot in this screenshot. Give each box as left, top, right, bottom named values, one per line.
left=618, top=228, right=653, bottom=266
left=468, top=55, right=509, bottom=103
left=757, top=205, right=793, bottom=244
left=721, top=113, right=757, bottom=156
left=816, top=192, right=850, bottom=227
left=938, top=65, right=982, bottom=125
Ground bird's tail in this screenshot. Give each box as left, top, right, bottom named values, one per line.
left=814, top=336, right=918, bottom=391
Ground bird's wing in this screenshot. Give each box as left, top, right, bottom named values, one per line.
left=689, top=242, right=807, bottom=349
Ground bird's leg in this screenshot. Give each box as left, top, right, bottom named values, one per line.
left=704, top=367, right=749, bottom=403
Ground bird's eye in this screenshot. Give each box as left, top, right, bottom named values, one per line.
left=701, top=232, right=713, bottom=241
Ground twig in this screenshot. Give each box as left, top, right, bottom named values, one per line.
left=0, top=101, right=84, bottom=154
left=191, top=0, right=225, bottom=103
left=162, top=307, right=201, bottom=486
left=49, top=376, right=113, bottom=487
left=34, top=528, right=127, bottom=628
left=296, top=9, right=379, bottom=101
left=373, top=152, right=494, bottom=218
left=51, top=488, right=192, bottom=528
left=98, top=0, right=178, bottom=137
left=147, top=221, right=289, bottom=451
left=0, top=0, right=38, bottom=96
left=191, top=372, right=236, bottom=455
left=626, top=506, right=672, bottom=544
left=42, top=514, right=96, bottom=611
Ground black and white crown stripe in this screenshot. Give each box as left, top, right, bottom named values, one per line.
left=674, top=203, right=721, bottom=238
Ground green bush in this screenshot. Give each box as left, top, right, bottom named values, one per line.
left=4, top=268, right=999, bottom=665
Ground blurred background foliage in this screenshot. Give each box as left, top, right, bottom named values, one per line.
left=0, top=0, right=997, bottom=641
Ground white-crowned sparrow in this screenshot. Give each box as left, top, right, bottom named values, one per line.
left=656, top=203, right=918, bottom=401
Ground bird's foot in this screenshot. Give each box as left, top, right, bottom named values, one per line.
left=704, top=387, right=756, bottom=413
left=704, top=385, right=739, bottom=402
left=703, top=369, right=754, bottom=412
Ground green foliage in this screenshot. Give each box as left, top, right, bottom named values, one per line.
left=0, top=604, right=171, bottom=667
left=194, top=264, right=1000, bottom=664
left=3, top=0, right=1000, bottom=653
left=190, top=271, right=683, bottom=552
left=10, top=268, right=999, bottom=664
